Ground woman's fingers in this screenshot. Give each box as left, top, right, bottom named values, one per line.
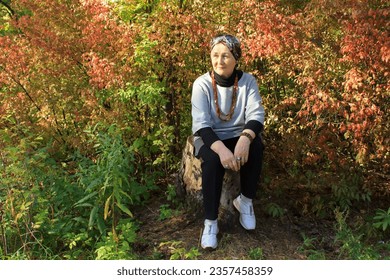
left=232, top=159, right=239, bottom=171
left=222, top=156, right=241, bottom=171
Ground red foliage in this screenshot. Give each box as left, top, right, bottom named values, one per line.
left=237, top=0, right=303, bottom=62
left=0, top=0, right=388, bottom=174
left=10, top=0, right=134, bottom=90
left=230, top=0, right=388, bottom=172
left=0, top=0, right=136, bottom=143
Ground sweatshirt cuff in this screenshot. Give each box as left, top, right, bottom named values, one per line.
left=195, top=127, right=220, bottom=147
left=244, top=120, right=264, bottom=136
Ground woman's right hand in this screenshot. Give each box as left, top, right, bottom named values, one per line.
left=210, top=140, right=240, bottom=171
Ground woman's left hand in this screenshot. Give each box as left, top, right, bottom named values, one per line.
left=234, top=136, right=251, bottom=167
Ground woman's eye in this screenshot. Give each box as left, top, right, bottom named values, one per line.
left=212, top=54, right=230, bottom=60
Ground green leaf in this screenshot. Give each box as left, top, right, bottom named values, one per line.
left=116, top=202, right=133, bottom=218
left=88, top=205, right=99, bottom=229
left=72, top=217, right=86, bottom=223
left=96, top=215, right=106, bottom=235
left=74, top=191, right=98, bottom=207
left=119, top=190, right=133, bottom=202
left=73, top=202, right=94, bottom=208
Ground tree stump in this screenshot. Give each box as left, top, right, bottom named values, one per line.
left=176, top=136, right=240, bottom=228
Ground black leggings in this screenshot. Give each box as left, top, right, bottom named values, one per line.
left=197, top=136, right=264, bottom=220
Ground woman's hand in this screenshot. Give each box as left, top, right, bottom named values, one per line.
left=211, top=140, right=240, bottom=171
left=234, top=129, right=255, bottom=167
left=219, top=146, right=241, bottom=171
left=234, top=137, right=250, bottom=167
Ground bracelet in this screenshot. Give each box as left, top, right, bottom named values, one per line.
left=240, top=132, right=254, bottom=143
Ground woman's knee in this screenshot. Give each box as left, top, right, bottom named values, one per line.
left=199, top=145, right=221, bottom=167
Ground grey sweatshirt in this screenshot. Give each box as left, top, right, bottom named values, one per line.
left=191, top=71, right=265, bottom=154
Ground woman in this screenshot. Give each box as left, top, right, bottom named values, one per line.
left=191, top=34, right=265, bottom=249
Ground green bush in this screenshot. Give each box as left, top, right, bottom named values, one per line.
left=95, top=220, right=138, bottom=260
left=0, top=132, right=85, bottom=259
left=75, top=123, right=156, bottom=235
left=331, top=174, right=371, bottom=211
left=373, top=208, right=390, bottom=232
left=334, top=209, right=380, bottom=260
left=0, top=123, right=153, bottom=259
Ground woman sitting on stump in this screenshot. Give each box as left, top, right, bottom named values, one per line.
left=191, top=34, right=265, bottom=249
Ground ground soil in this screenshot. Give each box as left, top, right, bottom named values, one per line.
left=132, top=155, right=390, bottom=260
left=132, top=174, right=390, bottom=260
left=132, top=190, right=340, bottom=260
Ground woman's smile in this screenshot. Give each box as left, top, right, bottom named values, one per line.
left=210, top=43, right=237, bottom=78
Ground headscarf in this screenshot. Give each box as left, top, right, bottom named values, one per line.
left=210, top=34, right=242, bottom=61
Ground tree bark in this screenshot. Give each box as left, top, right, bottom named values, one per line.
left=176, top=136, right=240, bottom=227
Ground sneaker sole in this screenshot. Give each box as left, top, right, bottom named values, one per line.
left=201, top=244, right=217, bottom=250
left=201, top=237, right=218, bottom=250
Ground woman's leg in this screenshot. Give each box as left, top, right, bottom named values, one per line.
left=221, top=136, right=264, bottom=198
left=198, top=146, right=226, bottom=220
left=197, top=136, right=264, bottom=219
left=239, top=136, right=264, bottom=198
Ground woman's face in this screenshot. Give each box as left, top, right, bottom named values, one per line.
left=210, top=43, right=237, bottom=78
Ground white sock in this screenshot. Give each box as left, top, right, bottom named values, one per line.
left=240, top=194, right=253, bottom=204
left=204, top=219, right=217, bottom=225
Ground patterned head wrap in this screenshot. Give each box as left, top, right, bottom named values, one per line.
left=210, top=34, right=242, bottom=61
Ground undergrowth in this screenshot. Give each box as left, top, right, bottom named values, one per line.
left=0, top=124, right=155, bottom=260
left=1, top=125, right=388, bottom=260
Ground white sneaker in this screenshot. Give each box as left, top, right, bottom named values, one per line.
left=233, top=195, right=256, bottom=230
left=201, top=220, right=218, bottom=249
